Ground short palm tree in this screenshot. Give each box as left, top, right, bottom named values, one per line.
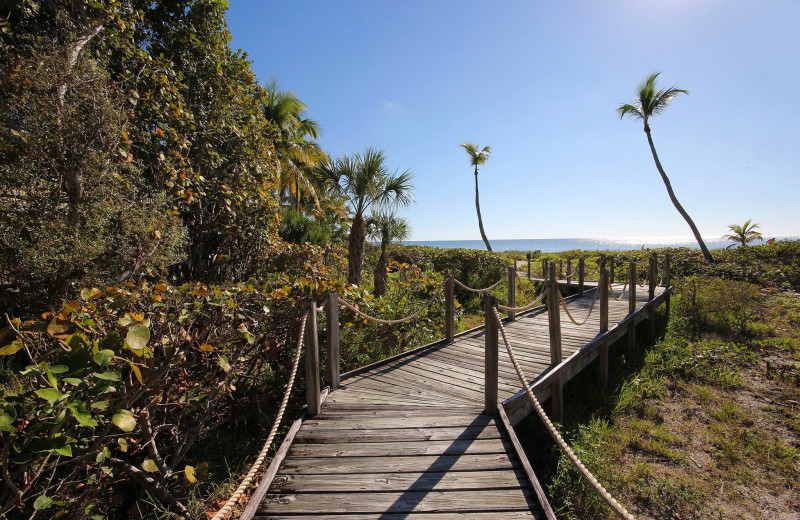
left=724, top=219, right=762, bottom=247
left=368, top=211, right=410, bottom=296
left=317, top=147, right=414, bottom=285
left=618, top=73, right=714, bottom=263
left=460, top=142, right=492, bottom=251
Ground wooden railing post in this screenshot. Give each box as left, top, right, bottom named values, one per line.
left=578, top=258, right=585, bottom=296
left=648, top=253, right=657, bottom=341
left=600, top=267, right=609, bottom=333
left=326, top=292, right=340, bottom=390
left=542, top=259, right=548, bottom=280
left=566, top=258, right=572, bottom=285
left=628, top=261, right=637, bottom=315
left=609, top=257, right=615, bottom=283
left=558, top=260, right=563, bottom=279
left=546, top=264, right=563, bottom=365
left=526, top=253, right=531, bottom=280
left=648, top=253, right=657, bottom=301
left=664, top=253, right=672, bottom=316
left=546, top=264, right=564, bottom=423
left=507, top=266, right=516, bottom=321
left=304, top=300, right=321, bottom=417
left=628, top=261, right=637, bottom=352
left=484, top=295, right=498, bottom=415
left=599, top=266, right=609, bottom=386
left=445, top=274, right=455, bottom=344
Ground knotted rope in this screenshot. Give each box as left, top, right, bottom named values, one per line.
left=557, top=287, right=600, bottom=326
left=453, top=276, right=504, bottom=293
left=338, top=281, right=445, bottom=325
left=492, top=307, right=636, bottom=520
left=209, top=310, right=308, bottom=519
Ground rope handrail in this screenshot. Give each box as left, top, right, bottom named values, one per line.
left=608, top=280, right=628, bottom=301
left=557, top=286, right=600, bottom=327
left=491, top=307, right=636, bottom=520
left=338, top=281, right=445, bottom=325
left=498, top=281, right=547, bottom=313
left=210, top=310, right=308, bottom=519
left=453, top=276, right=504, bottom=293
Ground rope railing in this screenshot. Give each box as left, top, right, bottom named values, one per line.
left=557, top=286, right=600, bottom=326
left=338, top=281, right=445, bottom=325
left=209, top=310, right=308, bottom=520
left=497, top=284, right=547, bottom=313
left=608, top=279, right=628, bottom=301
left=453, top=276, right=504, bottom=293
left=491, top=307, right=635, bottom=520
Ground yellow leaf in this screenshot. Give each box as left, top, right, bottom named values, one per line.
left=155, top=284, right=167, bottom=292
left=184, top=465, right=197, bottom=484
left=128, top=361, right=143, bottom=384
left=199, top=344, right=214, bottom=352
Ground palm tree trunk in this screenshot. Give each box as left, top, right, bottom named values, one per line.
left=474, top=167, right=492, bottom=252
left=645, top=127, right=714, bottom=263
left=347, top=213, right=367, bottom=284
left=374, top=250, right=388, bottom=296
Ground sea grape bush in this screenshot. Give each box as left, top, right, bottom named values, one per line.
left=0, top=271, right=348, bottom=518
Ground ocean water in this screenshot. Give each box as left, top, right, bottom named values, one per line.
left=402, top=236, right=798, bottom=253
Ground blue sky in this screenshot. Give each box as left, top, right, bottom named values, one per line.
left=226, top=1, right=800, bottom=241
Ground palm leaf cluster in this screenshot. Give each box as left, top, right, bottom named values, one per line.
left=724, top=219, right=762, bottom=247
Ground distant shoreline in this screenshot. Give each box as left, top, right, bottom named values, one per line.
left=402, top=237, right=799, bottom=253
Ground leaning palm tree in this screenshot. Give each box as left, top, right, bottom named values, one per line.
left=618, top=73, right=714, bottom=262
left=724, top=219, right=763, bottom=247
left=316, top=147, right=414, bottom=285
left=368, top=211, right=410, bottom=296
left=262, top=80, right=327, bottom=211
left=460, top=142, right=492, bottom=251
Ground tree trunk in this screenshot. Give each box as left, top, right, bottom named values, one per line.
left=347, top=213, right=367, bottom=284
left=295, top=177, right=301, bottom=212
left=645, top=126, right=714, bottom=263
left=374, top=250, right=388, bottom=296
left=474, top=167, right=492, bottom=252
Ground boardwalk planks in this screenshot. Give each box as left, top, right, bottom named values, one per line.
left=246, top=282, right=667, bottom=519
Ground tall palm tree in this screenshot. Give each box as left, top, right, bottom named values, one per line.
left=618, top=73, right=714, bottom=263
left=724, top=219, right=763, bottom=247
left=460, top=142, right=492, bottom=251
left=317, top=147, right=414, bottom=285
left=262, top=80, right=327, bottom=211
left=368, top=211, right=410, bottom=296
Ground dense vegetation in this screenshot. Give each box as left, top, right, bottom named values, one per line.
left=2, top=2, right=797, bottom=519
left=515, top=245, right=800, bottom=519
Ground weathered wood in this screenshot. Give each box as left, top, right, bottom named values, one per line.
left=558, top=260, right=563, bottom=279
left=578, top=258, right=585, bottom=295
left=240, top=414, right=306, bottom=520
left=599, top=266, right=609, bottom=333
left=546, top=264, right=562, bottom=365
left=254, top=513, right=538, bottom=520
left=648, top=253, right=657, bottom=340
left=326, top=292, right=340, bottom=390
left=446, top=274, right=455, bottom=344
left=628, top=261, right=637, bottom=315
left=526, top=253, right=531, bottom=280
left=304, top=301, right=321, bottom=417
left=508, top=266, right=516, bottom=321
left=259, top=489, right=538, bottom=514
left=566, top=258, right=572, bottom=285
left=609, top=256, right=615, bottom=283
left=498, top=406, right=558, bottom=520
left=270, top=469, right=529, bottom=492
left=550, top=376, right=563, bottom=424
left=649, top=253, right=657, bottom=301
left=485, top=295, right=499, bottom=415
left=541, top=259, right=548, bottom=280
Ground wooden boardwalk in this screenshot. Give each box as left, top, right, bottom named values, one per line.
left=244, top=275, right=669, bottom=519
